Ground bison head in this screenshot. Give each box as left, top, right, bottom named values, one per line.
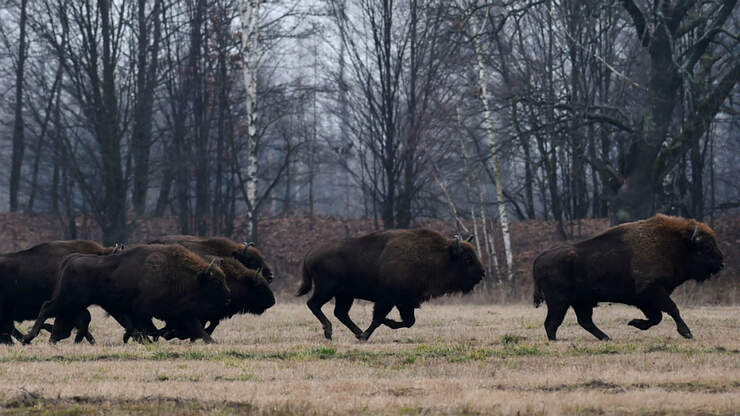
left=233, top=242, right=274, bottom=282
left=448, top=236, right=485, bottom=293
left=684, top=224, right=725, bottom=281
left=198, top=258, right=231, bottom=307
left=237, top=270, right=276, bottom=315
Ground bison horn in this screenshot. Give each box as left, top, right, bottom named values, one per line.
left=206, top=258, right=218, bottom=274
left=247, top=242, right=256, bottom=247
left=256, top=265, right=263, bottom=274
left=691, top=225, right=699, bottom=241
left=454, top=235, right=461, bottom=248
left=466, top=235, right=475, bottom=242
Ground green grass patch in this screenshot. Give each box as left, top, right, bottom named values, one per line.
left=500, top=333, right=524, bottom=345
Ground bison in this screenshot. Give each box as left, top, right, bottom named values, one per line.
left=0, top=240, right=118, bottom=344
left=148, top=235, right=273, bottom=281
left=147, top=256, right=275, bottom=342
left=298, top=229, right=485, bottom=341
left=21, top=244, right=230, bottom=344
left=532, top=214, right=725, bottom=341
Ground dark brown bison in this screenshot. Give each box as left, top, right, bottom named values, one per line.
left=532, top=214, right=724, bottom=341
left=146, top=256, right=275, bottom=342
left=298, top=229, right=485, bottom=341
left=148, top=235, right=273, bottom=281
left=139, top=256, right=275, bottom=341
left=21, top=244, right=230, bottom=344
left=0, top=240, right=118, bottom=344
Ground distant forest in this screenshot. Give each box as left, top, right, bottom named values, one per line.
left=1, top=0, right=738, bottom=247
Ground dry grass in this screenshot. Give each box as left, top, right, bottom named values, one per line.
left=1, top=302, right=739, bottom=415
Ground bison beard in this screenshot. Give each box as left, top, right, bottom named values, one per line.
left=297, top=229, right=485, bottom=341
left=532, top=214, right=725, bottom=341
left=21, top=244, right=230, bottom=345
left=0, top=240, right=119, bottom=344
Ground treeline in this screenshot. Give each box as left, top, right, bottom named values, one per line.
left=1, top=0, right=738, bottom=250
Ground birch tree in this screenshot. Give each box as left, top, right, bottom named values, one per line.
left=467, top=4, right=514, bottom=282
left=238, top=0, right=260, bottom=241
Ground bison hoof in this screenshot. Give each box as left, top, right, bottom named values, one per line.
left=679, top=330, right=693, bottom=339
left=356, top=333, right=369, bottom=342
left=323, top=327, right=332, bottom=340
left=628, top=319, right=646, bottom=330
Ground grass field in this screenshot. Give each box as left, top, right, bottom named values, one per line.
left=1, top=301, right=739, bottom=415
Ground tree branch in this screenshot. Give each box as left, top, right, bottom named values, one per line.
left=655, top=60, right=740, bottom=181
left=620, top=0, right=650, bottom=46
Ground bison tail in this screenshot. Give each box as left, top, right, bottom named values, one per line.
left=296, top=261, right=313, bottom=297
left=533, top=281, right=545, bottom=308
left=532, top=258, right=545, bottom=308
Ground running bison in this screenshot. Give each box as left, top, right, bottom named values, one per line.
left=22, top=244, right=230, bottom=344
left=148, top=235, right=273, bottom=281
left=533, top=214, right=724, bottom=341
left=0, top=240, right=118, bottom=344
left=298, top=229, right=485, bottom=341
left=153, top=256, right=275, bottom=341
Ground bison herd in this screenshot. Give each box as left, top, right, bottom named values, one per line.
left=0, top=214, right=726, bottom=346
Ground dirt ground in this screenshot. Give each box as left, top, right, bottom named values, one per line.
left=1, top=302, right=738, bottom=415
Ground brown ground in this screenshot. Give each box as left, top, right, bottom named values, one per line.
left=2, top=303, right=739, bottom=415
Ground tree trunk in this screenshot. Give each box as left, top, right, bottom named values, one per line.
left=98, top=0, right=127, bottom=245
left=192, top=0, right=209, bottom=236
left=238, top=0, right=261, bottom=242
left=131, top=0, right=162, bottom=216
left=471, top=11, right=513, bottom=281
left=9, top=0, right=29, bottom=212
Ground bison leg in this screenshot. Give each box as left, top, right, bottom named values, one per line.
left=204, top=320, right=219, bottom=336
left=11, top=327, right=25, bottom=342
left=544, top=302, right=569, bottom=341
left=333, top=296, right=362, bottom=338
left=22, top=298, right=61, bottom=344
left=0, top=307, right=15, bottom=344
left=357, top=302, right=393, bottom=341
left=183, top=318, right=215, bottom=344
left=573, top=304, right=610, bottom=341
left=307, top=291, right=334, bottom=340
left=656, top=295, right=693, bottom=339
left=382, top=305, right=416, bottom=329
left=49, top=315, right=75, bottom=344
left=72, top=309, right=95, bottom=344
left=11, top=324, right=54, bottom=342
left=628, top=307, right=662, bottom=331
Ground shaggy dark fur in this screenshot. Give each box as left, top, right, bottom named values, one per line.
left=148, top=235, right=273, bottom=281
left=156, top=257, right=275, bottom=341
left=298, top=229, right=485, bottom=341
left=532, top=214, right=724, bottom=341
left=0, top=240, right=117, bottom=344
left=21, top=244, right=229, bottom=344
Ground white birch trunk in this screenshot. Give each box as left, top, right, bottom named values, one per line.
left=471, top=12, right=513, bottom=281
left=238, top=0, right=260, bottom=239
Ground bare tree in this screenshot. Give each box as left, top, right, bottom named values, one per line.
left=8, top=0, right=29, bottom=212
